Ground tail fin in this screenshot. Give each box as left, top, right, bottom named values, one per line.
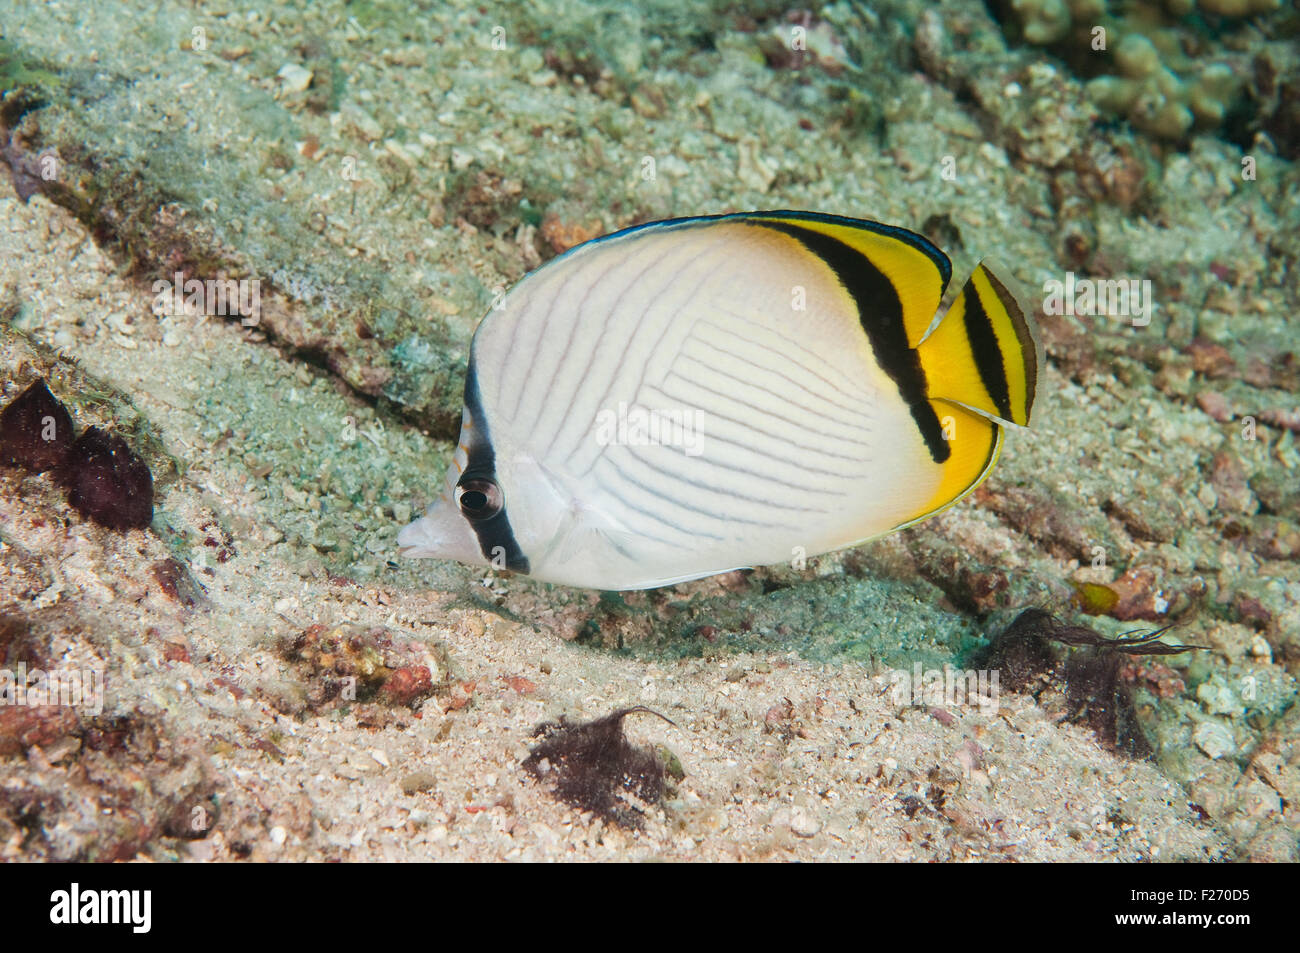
left=917, top=262, right=1039, bottom=428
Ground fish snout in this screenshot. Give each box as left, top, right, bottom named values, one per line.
left=396, top=500, right=482, bottom=565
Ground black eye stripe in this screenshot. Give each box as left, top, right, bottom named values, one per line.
left=457, top=361, right=530, bottom=573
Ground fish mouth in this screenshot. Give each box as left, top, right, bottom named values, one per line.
left=396, top=518, right=435, bottom=558
left=396, top=506, right=483, bottom=565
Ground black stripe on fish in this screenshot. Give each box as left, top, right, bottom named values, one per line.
left=982, top=266, right=1036, bottom=424
left=461, top=359, right=530, bottom=574
left=961, top=281, right=1012, bottom=422
left=754, top=220, right=950, bottom=464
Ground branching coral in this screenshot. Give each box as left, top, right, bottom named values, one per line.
left=999, top=0, right=1285, bottom=141
left=1011, top=0, right=1107, bottom=46
left=1086, top=33, right=1241, bottom=139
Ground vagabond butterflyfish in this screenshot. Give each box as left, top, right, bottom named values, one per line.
left=398, top=211, right=1039, bottom=591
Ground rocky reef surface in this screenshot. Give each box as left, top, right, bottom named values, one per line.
left=0, top=0, right=1296, bottom=861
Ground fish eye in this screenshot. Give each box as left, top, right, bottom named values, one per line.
left=456, top=478, right=502, bottom=521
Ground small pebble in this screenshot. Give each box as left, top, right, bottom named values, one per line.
left=1194, top=721, right=1235, bottom=760
left=400, top=771, right=437, bottom=795
left=786, top=806, right=821, bottom=838
left=277, top=63, right=313, bottom=93
left=954, top=739, right=984, bottom=773
left=1196, top=391, right=1232, bottom=422
left=929, top=706, right=956, bottom=727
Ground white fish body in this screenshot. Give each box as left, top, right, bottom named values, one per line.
left=399, top=212, right=1039, bottom=590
